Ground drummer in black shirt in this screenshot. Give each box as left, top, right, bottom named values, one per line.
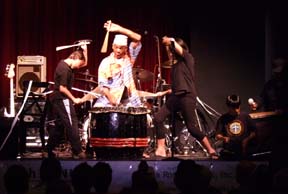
left=46, top=45, right=88, bottom=159
left=152, top=36, right=218, bottom=158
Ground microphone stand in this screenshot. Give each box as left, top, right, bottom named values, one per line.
left=83, top=69, right=94, bottom=157
left=152, top=36, right=166, bottom=157
left=83, top=69, right=89, bottom=113
left=154, top=36, right=163, bottom=108
left=135, top=66, right=142, bottom=90
left=169, top=42, right=177, bottom=159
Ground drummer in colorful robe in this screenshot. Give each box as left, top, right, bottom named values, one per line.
left=81, top=21, right=142, bottom=106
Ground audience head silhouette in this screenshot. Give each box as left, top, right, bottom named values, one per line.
left=4, top=164, right=29, bottom=194
left=174, top=159, right=214, bottom=194
left=71, top=162, right=93, bottom=194
left=131, top=160, right=158, bottom=193
left=92, top=161, right=113, bottom=194
left=40, top=157, right=62, bottom=183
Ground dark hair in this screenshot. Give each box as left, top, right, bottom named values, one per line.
left=40, top=157, right=62, bottom=182
left=226, top=94, right=241, bottom=108
left=174, top=160, right=214, bottom=193
left=68, top=50, right=85, bottom=61
left=175, top=38, right=189, bottom=52
left=71, top=162, right=93, bottom=194
left=92, top=162, right=112, bottom=193
left=171, top=38, right=189, bottom=61
left=4, top=164, right=29, bottom=193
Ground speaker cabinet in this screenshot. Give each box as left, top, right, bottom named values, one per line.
left=16, top=56, right=47, bottom=97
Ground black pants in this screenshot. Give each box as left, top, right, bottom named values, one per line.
left=153, top=93, right=205, bottom=141
left=46, top=98, right=82, bottom=155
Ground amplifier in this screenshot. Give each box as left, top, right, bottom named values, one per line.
left=16, top=56, right=47, bottom=97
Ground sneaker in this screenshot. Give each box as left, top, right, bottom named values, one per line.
left=73, top=152, right=86, bottom=159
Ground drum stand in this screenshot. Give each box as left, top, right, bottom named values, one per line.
left=84, top=98, right=96, bottom=158
left=166, top=111, right=198, bottom=158
left=169, top=111, right=178, bottom=158
left=81, top=76, right=96, bottom=158
left=135, top=76, right=142, bottom=90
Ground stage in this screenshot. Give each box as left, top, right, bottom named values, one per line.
left=0, top=113, right=274, bottom=194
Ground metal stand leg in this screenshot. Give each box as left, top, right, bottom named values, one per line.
left=169, top=111, right=177, bottom=158
left=165, top=111, right=181, bottom=159
left=85, top=100, right=95, bottom=158
left=136, top=78, right=142, bottom=90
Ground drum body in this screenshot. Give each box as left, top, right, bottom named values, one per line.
left=249, top=111, right=279, bottom=153
left=89, top=107, right=148, bottom=159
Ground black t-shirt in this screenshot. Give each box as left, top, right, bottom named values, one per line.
left=215, top=112, right=256, bottom=145
left=52, top=60, right=74, bottom=100
left=171, top=50, right=197, bottom=97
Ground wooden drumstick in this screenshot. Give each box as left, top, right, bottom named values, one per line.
left=56, top=43, right=81, bottom=51
left=56, top=39, right=92, bottom=51
left=100, top=20, right=111, bottom=53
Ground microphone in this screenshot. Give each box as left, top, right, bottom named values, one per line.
left=248, top=98, right=257, bottom=111
left=248, top=98, right=254, bottom=105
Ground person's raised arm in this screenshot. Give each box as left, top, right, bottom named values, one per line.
left=104, top=20, right=142, bottom=66
left=104, top=20, right=141, bottom=42
left=80, top=44, right=88, bottom=67
left=162, top=36, right=183, bottom=56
